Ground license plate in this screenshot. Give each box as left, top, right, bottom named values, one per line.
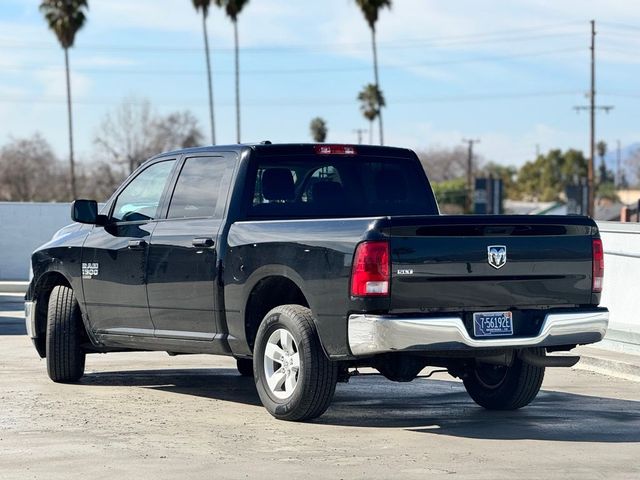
left=473, top=311, right=513, bottom=337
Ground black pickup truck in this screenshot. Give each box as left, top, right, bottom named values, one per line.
left=26, top=143, right=608, bottom=421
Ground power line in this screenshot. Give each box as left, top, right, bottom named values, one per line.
left=0, top=47, right=586, bottom=77
left=0, top=29, right=586, bottom=55
left=0, top=90, right=584, bottom=107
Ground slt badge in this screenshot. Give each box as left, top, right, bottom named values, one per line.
left=487, top=245, right=507, bottom=269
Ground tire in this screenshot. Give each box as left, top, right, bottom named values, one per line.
left=253, top=305, right=338, bottom=421
left=236, top=358, right=254, bottom=377
left=46, top=285, right=86, bottom=383
left=462, top=348, right=545, bottom=410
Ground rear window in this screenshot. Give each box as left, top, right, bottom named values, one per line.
left=248, top=155, right=437, bottom=218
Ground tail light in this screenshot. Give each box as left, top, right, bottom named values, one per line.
left=592, top=238, right=604, bottom=293
left=350, top=241, right=390, bottom=296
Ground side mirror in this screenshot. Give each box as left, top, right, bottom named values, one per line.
left=71, top=199, right=101, bottom=224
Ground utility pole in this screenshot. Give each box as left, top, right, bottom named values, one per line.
left=574, top=20, right=613, bottom=217
left=462, top=138, right=480, bottom=214
left=616, top=139, right=621, bottom=187
left=353, top=128, right=368, bottom=144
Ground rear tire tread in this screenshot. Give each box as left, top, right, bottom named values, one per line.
left=463, top=348, right=545, bottom=410
left=255, top=305, right=337, bottom=422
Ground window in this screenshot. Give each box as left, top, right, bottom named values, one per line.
left=167, top=157, right=229, bottom=219
left=248, top=155, right=438, bottom=218
left=112, top=160, right=176, bottom=222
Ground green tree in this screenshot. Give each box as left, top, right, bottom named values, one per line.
left=309, top=117, right=328, bottom=143
left=215, top=0, right=249, bottom=143
left=39, top=0, right=88, bottom=198
left=481, top=162, right=518, bottom=200
left=355, top=0, right=391, bottom=145
left=431, top=178, right=467, bottom=213
left=192, top=0, right=216, bottom=145
left=514, top=149, right=587, bottom=201
left=357, top=83, right=385, bottom=145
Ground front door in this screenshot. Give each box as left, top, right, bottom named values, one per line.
left=82, top=159, right=177, bottom=336
left=146, top=154, right=235, bottom=340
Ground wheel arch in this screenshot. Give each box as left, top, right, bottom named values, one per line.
left=244, top=275, right=310, bottom=353
left=32, top=270, right=90, bottom=357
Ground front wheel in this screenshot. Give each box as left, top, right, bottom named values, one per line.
left=46, top=285, right=86, bottom=383
left=463, top=348, right=545, bottom=410
left=253, top=305, right=338, bottom=421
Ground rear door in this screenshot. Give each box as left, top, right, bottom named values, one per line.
left=82, top=158, right=177, bottom=336
left=146, top=153, right=237, bottom=340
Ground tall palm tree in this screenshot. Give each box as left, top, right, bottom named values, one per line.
left=215, top=0, right=249, bottom=143
left=192, top=0, right=216, bottom=145
left=355, top=0, right=391, bottom=146
left=357, top=83, right=385, bottom=145
left=39, top=0, right=88, bottom=199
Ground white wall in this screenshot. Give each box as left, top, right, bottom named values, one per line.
left=597, top=221, right=640, bottom=352
left=0, top=202, right=72, bottom=280
left=0, top=203, right=638, bottom=349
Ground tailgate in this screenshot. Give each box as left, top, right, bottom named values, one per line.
left=388, top=215, right=596, bottom=312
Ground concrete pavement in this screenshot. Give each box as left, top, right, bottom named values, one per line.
left=1, top=295, right=639, bottom=479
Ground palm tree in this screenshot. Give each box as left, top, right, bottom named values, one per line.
left=597, top=140, right=608, bottom=184
left=355, top=0, right=391, bottom=146
left=192, top=0, right=216, bottom=145
left=39, top=0, right=88, bottom=199
left=215, top=0, right=249, bottom=143
left=309, top=117, right=328, bottom=143
left=358, top=84, right=385, bottom=145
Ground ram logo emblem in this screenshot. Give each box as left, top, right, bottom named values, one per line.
left=487, top=245, right=507, bottom=269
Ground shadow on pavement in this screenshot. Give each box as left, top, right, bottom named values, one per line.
left=83, top=368, right=263, bottom=407
left=82, top=369, right=640, bottom=442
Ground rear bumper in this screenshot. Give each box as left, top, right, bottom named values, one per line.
left=347, top=309, right=609, bottom=356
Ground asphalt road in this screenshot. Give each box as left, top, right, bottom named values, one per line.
left=1, top=295, right=639, bottom=479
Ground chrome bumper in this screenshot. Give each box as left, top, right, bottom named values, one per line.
left=25, top=301, right=36, bottom=339
left=348, top=310, right=609, bottom=356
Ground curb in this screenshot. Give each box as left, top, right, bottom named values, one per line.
left=0, top=281, right=28, bottom=294
left=574, top=346, right=640, bottom=382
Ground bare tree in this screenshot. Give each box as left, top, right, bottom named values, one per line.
left=94, top=97, right=204, bottom=173
left=77, top=161, right=126, bottom=202
left=416, top=146, right=482, bottom=183
left=0, top=133, right=66, bottom=201
left=94, top=97, right=156, bottom=174
left=152, top=111, right=204, bottom=152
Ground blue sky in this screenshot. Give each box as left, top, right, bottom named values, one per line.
left=1, top=0, right=640, bottom=168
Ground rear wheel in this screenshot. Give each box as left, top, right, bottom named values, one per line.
left=463, top=348, right=545, bottom=410
left=254, top=305, right=337, bottom=421
left=46, top=285, right=86, bottom=383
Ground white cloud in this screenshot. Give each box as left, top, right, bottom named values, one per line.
left=35, top=69, right=92, bottom=99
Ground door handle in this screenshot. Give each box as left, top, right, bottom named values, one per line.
left=192, top=237, right=215, bottom=248
left=127, top=239, right=147, bottom=249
